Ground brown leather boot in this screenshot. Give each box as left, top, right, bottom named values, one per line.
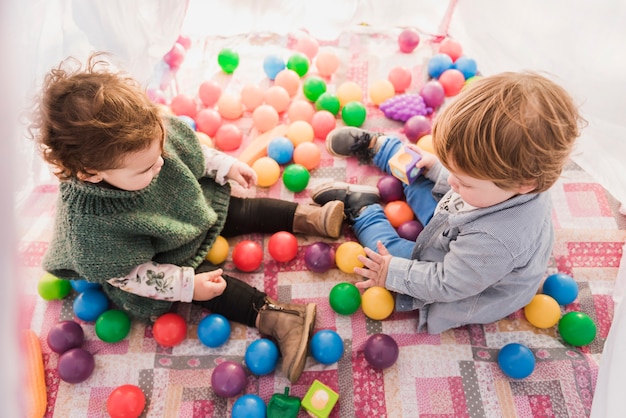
left=257, top=298, right=316, bottom=383
left=292, top=201, right=344, bottom=238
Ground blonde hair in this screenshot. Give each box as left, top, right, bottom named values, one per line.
left=27, top=52, right=165, bottom=180
left=433, top=72, right=584, bottom=193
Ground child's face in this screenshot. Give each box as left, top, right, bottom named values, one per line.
left=446, top=162, right=519, bottom=208
left=94, top=138, right=164, bottom=191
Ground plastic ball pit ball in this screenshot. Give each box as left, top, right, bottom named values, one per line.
left=198, top=314, right=232, bottom=348
left=196, top=132, right=213, bottom=148
left=416, top=134, right=435, bottom=154
left=377, top=174, right=405, bottom=203
left=558, top=311, right=597, bottom=346
left=310, top=329, right=344, bottom=364
left=268, top=231, right=298, bottom=263
left=286, top=53, right=310, bottom=77
left=217, top=48, right=239, bottom=74
left=232, top=240, right=263, bottom=272
left=364, top=334, right=399, bottom=369
left=198, top=80, right=222, bottom=107
left=146, top=88, right=166, bottom=105
left=195, top=108, right=222, bottom=137
left=523, top=294, right=561, bottom=329
left=304, top=242, right=336, bottom=273
left=95, top=309, right=131, bottom=343
left=398, top=29, right=420, bottom=53
left=404, top=115, right=432, bottom=142
left=288, top=100, right=315, bottom=122
left=152, top=313, right=187, bottom=347
left=293, top=142, right=321, bottom=170
left=303, top=77, right=327, bottom=102
left=282, top=164, right=310, bottom=193
left=315, top=93, right=341, bottom=115
left=214, top=124, right=243, bottom=151
left=163, top=43, right=186, bottom=68
left=497, top=343, right=535, bottom=379
left=252, top=104, right=279, bottom=133
left=267, top=136, right=295, bottom=164
left=453, top=56, right=478, bottom=80
left=296, top=35, right=319, bottom=60
left=263, top=54, right=285, bottom=80
left=107, top=384, right=146, bottom=418
left=341, top=101, right=367, bottom=127
left=368, top=79, right=395, bottom=106
left=287, top=120, right=315, bottom=146
left=206, top=235, right=229, bottom=265
left=211, top=361, right=247, bottom=398
left=244, top=338, right=279, bottom=376
left=170, top=94, right=197, bottom=118
left=315, top=50, right=340, bottom=77
left=58, top=348, right=95, bottom=384
left=439, top=38, right=463, bottom=61
left=216, top=94, right=243, bottom=120
left=241, top=84, right=265, bottom=111
left=73, top=288, right=110, bottom=322
left=47, top=321, right=85, bottom=354
left=384, top=201, right=414, bottom=228
left=419, top=80, right=445, bottom=109
left=397, top=220, right=424, bottom=241
left=252, top=157, right=281, bottom=187
left=427, top=53, right=454, bottom=79
left=274, top=69, right=301, bottom=97
left=438, top=69, right=466, bottom=97
left=388, top=66, right=412, bottom=93
left=336, top=81, right=363, bottom=106
left=38, top=272, right=72, bottom=301
left=69, top=279, right=101, bottom=293
left=232, top=394, right=266, bottom=418
left=329, top=282, right=361, bottom=315
left=335, top=241, right=366, bottom=274
left=361, top=286, right=395, bottom=320
left=542, top=273, right=579, bottom=305
left=311, top=110, right=337, bottom=139
left=264, top=85, right=291, bottom=113
left=176, top=34, right=192, bottom=50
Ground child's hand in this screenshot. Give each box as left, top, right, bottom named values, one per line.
left=227, top=161, right=258, bottom=188
left=193, top=269, right=227, bottom=301
left=407, top=144, right=438, bottom=172
left=354, top=241, right=392, bottom=290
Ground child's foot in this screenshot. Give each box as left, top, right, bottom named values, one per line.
left=326, top=127, right=382, bottom=163
left=311, top=182, right=380, bottom=222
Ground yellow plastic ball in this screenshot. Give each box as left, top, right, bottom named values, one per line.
left=368, top=79, right=395, bottom=106
left=196, top=131, right=213, bottom=148
left=252, top=157, right=281, bottom=187
left=206, top=236, right=229, bottom=265
left=287, top=120, right=314, bottom=146
left=336, top=81, right=363, bottom=107
left=524, top=294, right=561, bottom=329
left=416, top=134, right=434, bottom=154
left=335, top=241, right=366, bottom=274
left=361, top=286, right=395, bottom=320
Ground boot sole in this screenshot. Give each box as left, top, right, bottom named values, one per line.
left=325, top=201, right=345, bottom=239
left=287, top=303, right=317, bottom=383
left=311, top=182, right=380, bottom=202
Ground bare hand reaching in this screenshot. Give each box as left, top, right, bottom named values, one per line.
left=227, top=161, right=258, bottom=188
left=193, top=269, right=227, bottom=301
left=354, top=241, right=392, bottom=290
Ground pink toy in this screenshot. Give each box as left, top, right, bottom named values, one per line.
left=195, top=108, right=222, bottom=137
left=170, top=94, right=197, bottom=118
left=398, top=29, right=420, bottom=53
left=419, top=81, right=445, bottom=108
left=163, top=43, right=185, bottom=69
left=404, top=115, right=431, bottom=142
left=198, top=80, right=222, bottom=107
left=388, top=66, right=412, bottom=93
left=214, top=124, right=242, bottom=151
left=439, top=69, right=465, bottom=97
left=311, top=110, right=336, bottom=139
left=388, top=146, right=422, bottom=184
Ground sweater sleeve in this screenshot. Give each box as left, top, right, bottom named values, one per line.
left=107, top=262, right=195, bottom=302
left=201, top=144, right=237, bottom=185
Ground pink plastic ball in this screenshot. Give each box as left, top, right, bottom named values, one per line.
left=198, top=80, right=223, bottom=107
left=293, top=142, right=321, bottom=170
left=274, top=69, right=301, bottom=97
left=398, top=29, right=420, bottom=53
left=311, top=110, right=336, bottom=140
left=214, top=124, right=243, bottom=151
left=252, top=104, right=279, bottom=133
left=388, top=66, right=412, bottom=93
left=195, top=108, right=222, bottom=137
left=397, top=220, right=424, bottom=241
left=288, top=100, right=315, bottom=123
left=268, top=231, right=299, bottom=262
left=315, top=50, right=340, bottom=77
left=439, top=39, right=463, bottom=62
left=217, top=94, right=243, bottom=120
left=241, top=84, right=264, bottom=111
left=419, top=81, right=445, bottom=108
left=439, top=69, right=466, bottom=97
left=264, top=86, right=290, bottom=113
left=404, top=115, right=432, bottom=142
left=377, top=175, right=405, bottom=203
left=146, top=89, right=166, bottom=105
left=170, top=94, right=197, bottom=118
left=163, top=43, right=186, bottom=68
left=296, top=36, right=320, bottom=60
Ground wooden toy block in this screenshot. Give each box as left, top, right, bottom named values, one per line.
left=301, top=380, right=339, bottom=418
left=388, top=146, right=422, bottom=184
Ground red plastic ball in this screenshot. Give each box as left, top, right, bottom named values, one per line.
left=170, top=94, right=197, bottom=118
left=268, top=231, right=299, bottom=263
left=195, top=108, right=222, bottom=137
left=438, top=69, right=466, bottom=97
left=107, top=384, right=146, bottom=418
left=232, top=240, right=263, bottom=272
left=152, top=313, right=187, bottom=347
left=311, top=110, right=336, bottom=140
left=384, top=201, right=414, bottom=228
left=198, top=80, right=222, bottom=107
left=214, top=124, right=243, bottom=151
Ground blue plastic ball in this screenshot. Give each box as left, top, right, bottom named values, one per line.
left=427, top=53, right=454, bottom=79
left=543, top=273, right=579, bottom=305
left=70, top=279, right=101, bottom=293
left=232, top=394, right=266, bottom=418
left=452, top=56, right=478, bottom=79
left=197, top=314, right=231, bottom=348
left=497, top=343, right=536, bottom=379
left=244, top=338, right=279, bottom=376
left=310, top=329, right=344, bottom=365
left=267, top=136, right=294, bottom=164
left=73, top=288, right=109, bottom=322
left=263, top=55, right=285, bottom=80
left=177, top=115, right=197, bottom=130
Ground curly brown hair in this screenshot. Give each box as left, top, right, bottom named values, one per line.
left=433, top=72, right=585, bottom=193
left=27, top=52, right=165, bottom=180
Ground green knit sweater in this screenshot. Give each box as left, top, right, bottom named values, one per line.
left=43, top=117, right=231, bottom=321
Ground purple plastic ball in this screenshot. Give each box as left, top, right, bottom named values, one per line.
left=363, top=333, right=399, bottom=370
left=419, top=81, right=445, bottom=109
left=47, top=320, right=85, bottom=354
left=377, top=175, right=404, bottom=203
left=404, top=115, right=432, bottom=143
left=304, top=242, right=336, bottom=273
left=211, top=361, right=247, bottom=398
left=397, top=220, right=424, bottom=241
left=57, top=348, right=95, bottom=384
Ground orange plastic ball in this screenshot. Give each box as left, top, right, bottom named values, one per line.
left=335, top=241, right=366, bottom=274
left=274, top=69, right=301, bottom=97
left=524, top=294, right=561, bottom=329
left=287, top=100, right=315, bottom=123
left=293, top=142, right=321, bottom=170
left=361, top=286, right=395, bottom=320
left=416, top=134, right=434, bottom=154
left=368, top=79, right=396, bottom=106
left=241, top=84, right=264, bottom=111
left=264, top=85, right=291, bottom=113
left=170, top=94, right=197, bottom=118
left=311, top=110, right=336, bottom=140
left=252, top=157, right=281, bottom=187
left=314, top=50, right=340, bottom=77
left=384, top=201, right=414, bottom=228
left=438, top=69, right=466, bottom=97
left=388, top=66, right=412, bottom=93
left=206, top=235, right=229, bottom=265
left=213, top=124, right=242, bottom=151
left=216, top=94, right=243, bottom=119
left=198, top=80, right=222, bottom=107
left=439, top=39, right=463, bottom=62
left=287, top=120, right=314, bottom=146
left=252, top=104, right=279, bottom=133
left=336, top=81, right=363, bottom=107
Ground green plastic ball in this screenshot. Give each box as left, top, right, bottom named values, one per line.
left=282, top=164, right=310, bottom=192
left=95, top=309, right=131, bottom=343
left=217, top=48, right=240, bottom=74
left=329, top=282, right=361, bottom=315
left=315, top=93, right=341, bottom=115
left=341, top=101, right=367, bottom=127
left=302, top=77, right=327, bottom=102
left=37, top=273, right=72, bottom=301
left=558, top=311, right=597, bottom=346
left=286, top=53, right=310, bottom=77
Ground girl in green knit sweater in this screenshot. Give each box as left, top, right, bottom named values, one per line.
left=28, top=53, right=344, bottom=383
